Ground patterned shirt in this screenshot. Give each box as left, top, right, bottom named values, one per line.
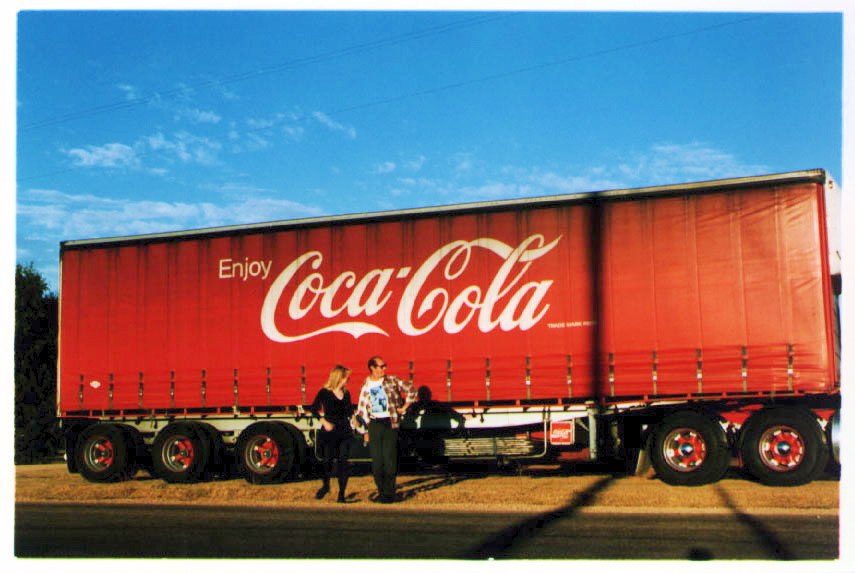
left=355, top=374, right=416, bottom=431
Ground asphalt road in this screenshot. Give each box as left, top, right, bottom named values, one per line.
left=15, top=501, right=837, bottom=560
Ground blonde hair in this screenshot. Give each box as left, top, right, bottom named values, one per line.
left=324, top=364, right=351, bottom=391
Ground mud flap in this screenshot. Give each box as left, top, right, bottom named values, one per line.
left=634, top=442, right=655, bottom=478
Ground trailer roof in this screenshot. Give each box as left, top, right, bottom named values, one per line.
left=60, top=168, right=829, bottom=249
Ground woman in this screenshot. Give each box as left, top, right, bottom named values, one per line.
left=309, top=364, right=356, bottom=503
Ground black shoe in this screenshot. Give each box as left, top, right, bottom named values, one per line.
left=315, top=485, right=330, bottom=500
left=337, top=493, right=346, bottom=503
left=379, top=494, right=395, bottom=504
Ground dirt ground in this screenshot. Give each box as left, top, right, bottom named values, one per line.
left=15, top=462, right=840, bottom=514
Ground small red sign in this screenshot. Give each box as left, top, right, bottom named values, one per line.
left=550, top=421, right=575, bottom=445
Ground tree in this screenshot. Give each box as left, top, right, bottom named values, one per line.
left=15, top=263, right=60, bottom=464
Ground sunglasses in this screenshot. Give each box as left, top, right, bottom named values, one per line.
left=373, top=363, right=387, bottom=369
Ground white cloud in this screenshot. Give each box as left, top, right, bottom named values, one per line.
left=482, top=142, right=764, bottom=200
left=65, top=143, right=139, bottom=168
left=457, top=182, right=533, bottom=201
left=140, top=80, right=224, bottom=126
left=381, top=156, right=616, bottom=204
left=312, top=111, right=357, bottom=139
left=406, top=155, right=427, bottom=171
left=375, top=142, right=763, bottom=208
left=373, top=161, right=397, bottom=175
left=235, top=113, right=304, bottom=146
left=245, top=132, right=274, bottom=150
left=18, top=188, right=325, bottom=243
left=220, top=198, right=326, bottom=225
left=372, top=155, right=426, bottom=177
left=200, top=182, right=278, bottom=199
left=453, top=153, right=475, bottom=173
left=146, top=131, right=221, bottom=165
left=615, top=142, right=769, bottom=185
left=116, top=83, right=138, bottom=101
left=227, top=120, right=274, bottom=151
left=65, top=128, right=228, bottom=174
left=281, top=126, right=305, bottom=142
left=527, top=171, right=621, bottom=195
left=180, top=108, right=222, bottom=124
left=397, top=177, right=435, bottom=188
left=247, top=117, right=277, bottom=130
left=25, top=188, right=119, bottom=206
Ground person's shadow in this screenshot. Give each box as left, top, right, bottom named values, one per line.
left=403, top=386, right=467, bottom=466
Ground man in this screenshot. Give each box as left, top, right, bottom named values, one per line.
left=355, top=356, right=416, bottom=503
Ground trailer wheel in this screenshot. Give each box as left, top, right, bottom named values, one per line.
left=740, top=407, right=828, bottom=487
left=76, top=424, right=135, bottom=483
left=236, top=422, right=296, bottom=484
left=650, top=411, right=730, bottom=486
left=152, top=423, right=211, bottom=483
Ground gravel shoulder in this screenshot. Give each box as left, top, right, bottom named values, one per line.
left=15, top=463, right=840, bottom=515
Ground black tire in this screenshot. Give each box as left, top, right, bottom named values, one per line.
left=76, top=424, right=136, bottom=483
left=740, top=407, right=829, bottom=487
left=151, top=423, right=211, bottom=483
left=236, top=422, right=296, bottom=484
left=120, top=425, right=143, bottom=480
left=196, top=423, right=226, bottom=479
left=650, top=411, right=730, bottom=486
left=280, top=422, right=308, bottom=477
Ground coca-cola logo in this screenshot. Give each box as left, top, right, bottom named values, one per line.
left=259, top=234, right=562, bottom=342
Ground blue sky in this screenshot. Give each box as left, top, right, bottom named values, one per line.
left=14, top=9, right=844, bottom=292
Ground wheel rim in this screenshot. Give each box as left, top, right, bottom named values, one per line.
left=758, top=425, right=805, bottom=472
left=83, top=437, right=115, bottom=471
left=161, top=435, right=196, bottom=472
left=245, top=435, right=280, bottom=474
left=662, top=427, right=707, bottom=472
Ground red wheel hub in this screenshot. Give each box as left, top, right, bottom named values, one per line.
left=249, top=436, right=280, bottom=470
left=759, top=426, right=805, bottom=471
left=89, top=439, right=114, bottom=468
left=169, top=438, right=195, bottom=469
left=663, top=428, right=707, bottom=472
left=161, top=436, right=196, bottom=472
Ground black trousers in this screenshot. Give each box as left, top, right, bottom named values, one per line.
left=367, top=419, right=399, bottom=499
left=317, top=429, right=352, bottom=492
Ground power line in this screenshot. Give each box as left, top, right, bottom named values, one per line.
left=196, top=13, right=768, bottom=144
left=18, top=14, right=765, bottom=185
left=20, top=13, right=513, bottom=132
left=330, top=14, right=767, bottom=116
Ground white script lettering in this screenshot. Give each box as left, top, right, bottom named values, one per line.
left=260, top=234, right=562, bottom=343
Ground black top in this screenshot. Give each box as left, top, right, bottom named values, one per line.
left=310, top=388, right=355, bottom=434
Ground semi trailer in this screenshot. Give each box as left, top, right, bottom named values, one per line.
left=59, top=169, right=841, bottom=487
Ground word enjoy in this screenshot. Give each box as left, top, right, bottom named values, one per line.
left=260, top=234, right=562, bottom=342
left=219, top=258, right=273, bottom=281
